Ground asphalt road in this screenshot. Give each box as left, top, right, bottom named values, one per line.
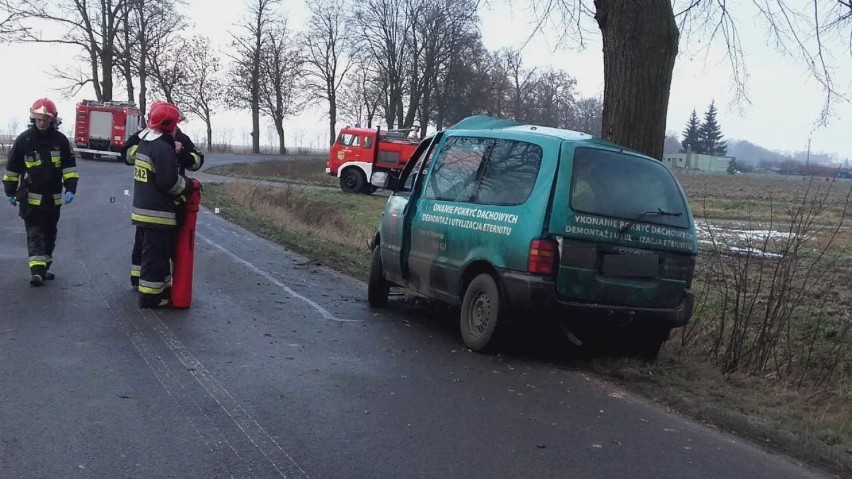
left=0, top=155, right=834, bottom=479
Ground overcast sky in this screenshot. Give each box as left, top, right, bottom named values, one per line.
left=0, top=0, right=849, bottom=161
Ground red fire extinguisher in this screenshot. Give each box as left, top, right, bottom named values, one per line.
left=171, top=178, right=202, bottom=308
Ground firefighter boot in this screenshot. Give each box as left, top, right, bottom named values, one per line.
left=44, top=271, right=55, bottom=280
left=138, top=291, right=171, bottom=309
left=29, top=264, right=47, bottom=286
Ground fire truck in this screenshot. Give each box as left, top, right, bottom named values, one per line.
left=326, top=126, right=420, bottom=194
left=73, top=100, right=142, bottom=160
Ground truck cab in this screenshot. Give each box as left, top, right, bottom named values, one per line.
left=327, top=126, right=419, bottom=194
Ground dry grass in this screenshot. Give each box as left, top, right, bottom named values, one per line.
left=206, top=158, right=338, bottom=188
left=678, top=172, right=852, bottom=224
left=204, top=182, right=385, bottom=278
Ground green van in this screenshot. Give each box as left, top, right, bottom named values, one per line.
left=368, top=116, right=697, bottom=358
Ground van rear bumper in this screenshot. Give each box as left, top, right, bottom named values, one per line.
left=499, top=271, right=693, bottom=327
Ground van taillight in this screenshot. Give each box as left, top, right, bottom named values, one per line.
left=528, top=239, right=558, bottom=276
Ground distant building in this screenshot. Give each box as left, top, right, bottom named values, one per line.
left=662, top=152, right=733, bottom=173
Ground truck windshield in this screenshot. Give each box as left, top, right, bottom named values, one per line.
left=570, top=147, right=689, bottom=229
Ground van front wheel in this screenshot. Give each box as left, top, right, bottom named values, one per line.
left=368, top=246, right=391, bottom=307
left=460, top=274, right=504, bottom=351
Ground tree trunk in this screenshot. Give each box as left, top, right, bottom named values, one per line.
left=206, top=114, right=213, bottom=151
left=328, top=93, right=337, bottom=146
left=595, top=0, right=678, bottom=160
left=102, top=43, right=114, bottom=101
left=276, top=122, right=286, bottom=155
left=251, top=102, right=260, bottom=153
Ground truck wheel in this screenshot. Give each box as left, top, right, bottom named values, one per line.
left=368, top=246, right=391, bottom=307
left=460, top=274, right=505, bottom=351
left=340, top=168, right=366, bottom=193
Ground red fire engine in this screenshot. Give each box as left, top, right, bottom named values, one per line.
left=74, top=100, right=142, bottom=160
left=326, top=126, right=420, bottom=194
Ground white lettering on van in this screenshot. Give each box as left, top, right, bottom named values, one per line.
left=421, top=213, right=513, bottom=236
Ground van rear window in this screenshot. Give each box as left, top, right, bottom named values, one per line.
left=570, top=148, right=688, bottom=228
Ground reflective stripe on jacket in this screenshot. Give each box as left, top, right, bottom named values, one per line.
left=131, top=130, right=190, bottom=228
left=2, top=126, right=78, bottom=205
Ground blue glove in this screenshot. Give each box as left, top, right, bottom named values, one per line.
left=63, top=191, right=74, bottom=204
left=6, top=196, right=16, bottom=206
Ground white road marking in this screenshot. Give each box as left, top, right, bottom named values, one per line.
left=198, top=233, right=359, bottom=323
left=139, top=308, right=309, bottom=478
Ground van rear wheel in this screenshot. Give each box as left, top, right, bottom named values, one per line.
left=630, top=326, right=670, bottom=360
left=460, top=274, right=505, bottom=351
left=367, top=246, right=391, bottom=307
left=340, top=168, right=366, bottom=193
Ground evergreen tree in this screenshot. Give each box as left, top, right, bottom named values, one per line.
left=681, top=109, right=701, bottom=153
left=699, top=101, right=727, bottom=156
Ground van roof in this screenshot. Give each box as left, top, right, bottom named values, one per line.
left=447, top=114, right=630, bottom=151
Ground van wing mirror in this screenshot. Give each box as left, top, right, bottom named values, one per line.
left=371, top=171, right=390, bottom=189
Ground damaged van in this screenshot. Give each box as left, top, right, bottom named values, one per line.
left=367, top=115, right=697, bottom=358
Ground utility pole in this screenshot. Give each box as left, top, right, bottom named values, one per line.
left=806, top=138, right=811, bottom=166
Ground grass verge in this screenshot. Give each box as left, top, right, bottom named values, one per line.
left=206, top=158, right=338, bottom=188
left=204, top=182, right=385, bottom=279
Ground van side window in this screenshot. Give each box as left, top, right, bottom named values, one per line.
left=423, top=137, right=489, bottom=202
left=473, top=140, right=542, bottom=206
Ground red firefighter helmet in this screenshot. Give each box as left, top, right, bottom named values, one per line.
left=30, top=98, right=58, bottom=128
left=147, top=102, right=181, bottom=134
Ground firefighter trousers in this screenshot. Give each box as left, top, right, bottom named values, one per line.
left=137, top=226, right=175, bottom=306
left=131, top=205, right=184, bottom=287
left=24, top=205, right=61, bottom=276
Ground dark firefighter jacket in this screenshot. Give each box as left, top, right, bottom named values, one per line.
left=122, top=127, right=204, bottom=173
left=131, top=130, right=193, bottom=228
left=3, top=126, right=79, bottom=207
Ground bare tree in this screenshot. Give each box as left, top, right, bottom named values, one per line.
left=534, top=1, right=852, bottom=159
left=431, top=30, right=490, bottom=129
left=5, top=0, right=128, bottom=100
left=0, top=1, right=27, bottom=41
left=115, top=0, right=185, bottom=116
left=404, top=0, right=479, bottom=136
left=301, top=0, right=353, bottom=146
left=570, top=96, right=603, bottom=136
left=172, top=36, right=225, bottom=150
left=502, top=49, right=539, bottom=122
left=147, top=35, right=188, bottom=103
left=259, top=20, right=304, bottom=154
left=338, top=64, right=383, bottom=128
left=227, top=0, right=282, bottom=154
left=526, top=69, right=577, bottom=128
left=353, top=0, right=414, bottom=128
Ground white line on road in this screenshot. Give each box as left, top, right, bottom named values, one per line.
left=139, top=308, right=308, bottom=479
left=198, top=233, right=359, bottom=323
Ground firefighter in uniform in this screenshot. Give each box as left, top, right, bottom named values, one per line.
left=121, top=101, right=204, bottom=289
left=131, top=102, right=195, bottom=308
left=3, top=98, right=79, bottom=286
